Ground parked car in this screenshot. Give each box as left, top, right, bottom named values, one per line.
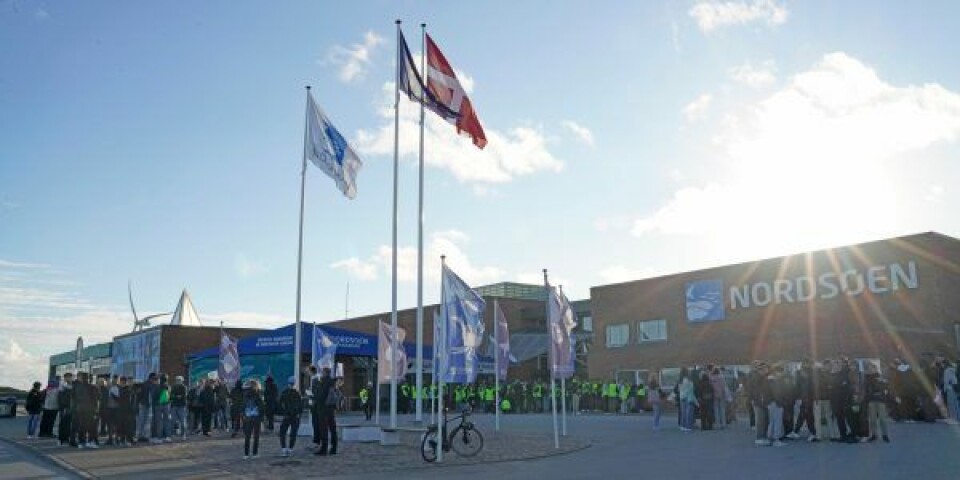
left=0, top=397, right=17, bottom=418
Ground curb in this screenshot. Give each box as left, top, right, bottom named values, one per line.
left=0, top=436, right=95, bottom=479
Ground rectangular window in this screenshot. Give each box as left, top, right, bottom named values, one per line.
left=605, top=323, right=629, bottom=348
left=581, top=315, right=593, bottom=332
left=638, top=319, right=667, bottom=343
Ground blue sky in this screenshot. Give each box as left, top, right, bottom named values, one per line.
left=2, top=0, right=959, bottom=389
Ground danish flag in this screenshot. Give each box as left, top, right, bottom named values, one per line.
left=425, top=34, right=487, bottom=149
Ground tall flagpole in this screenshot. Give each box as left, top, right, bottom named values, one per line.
left=559, top=286, right=567, bottom=437
left=389, top=19, right=402, bottom=430
left=495, top=299, right=501, bottom=432
left=293, top=86, right=310, bottom=394
left=414, top=21, right=427, bottom=425
left=544, top=269, right=559, bottom=449
left=438, top=255, right=447, bottom=463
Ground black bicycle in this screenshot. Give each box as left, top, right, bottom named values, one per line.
left=420, top=407, right=484, bottom=462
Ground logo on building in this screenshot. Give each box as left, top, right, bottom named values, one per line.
left=686, top=279, right=725, bottom=322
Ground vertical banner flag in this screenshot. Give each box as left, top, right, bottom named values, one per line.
left=425, top=34, right=487, bottom=149
left=305, top=91, right=363, bottom=199
left=432, top=308, right=442, bottom=378
left=441, top=265, right=486, bottom=383
left=397, top=29, right=458, bottom=122
left=548, top=287, right=577, bottom=379
left=218, top=331, right=241, bottom=384
left=312, top=325, right=338, bottom=370
left=494, top=302, right=510, bottom=380
left=378, top=321, right=408, bottom=384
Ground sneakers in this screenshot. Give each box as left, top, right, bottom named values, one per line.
left=786, top=432, right=801, bottom=440
left=86, top=442, right=99, bottom=449
left=243, top=455, right=249, bottom=460
left=807, top=435, right=818, bottom=442
left=281, top=448, right=289, bottom=457
left=164, top=437, right=172, bottom=443
left=772, top=440, right=786, bottom=447
left=754, top=439, right=771, bottom=446
left=882, top=435, right=890, bottom=443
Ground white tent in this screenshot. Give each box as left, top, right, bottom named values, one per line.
left=169, top=289, right=203, bottom=327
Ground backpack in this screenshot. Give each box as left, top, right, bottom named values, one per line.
left=244, top=397, right=260, bottom=417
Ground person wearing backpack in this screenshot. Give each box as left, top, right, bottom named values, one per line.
left=241, top=379, right=265, bottom=459
left=170, top=376, right=188, bottom=440
left=277, top=376, right=303, bottom=457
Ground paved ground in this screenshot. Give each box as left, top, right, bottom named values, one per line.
left=0, top=436, right=78, bottom=479
left=2, top=411, right=959, bottom=479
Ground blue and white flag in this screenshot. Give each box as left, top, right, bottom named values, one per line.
left=397, top=29, right=459, bottom=122
left=218, top=331, right=240, bottom=385
left=494, top=302, right=511, bottom=380
left=305, top=91, right=363, bottom=199
left=312, top=324, right=337, bottom=370
left=440, top=265, right=486, bottom=384
left=548, top=287, right=577, bottom=379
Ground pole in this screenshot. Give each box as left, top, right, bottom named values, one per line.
left=438, top=255, right=447, bottom=463
left=495, top=298, right=501, bottom=432
left=390, top=19, right=402, bottom=430
left=345, top=282, right=349, bottom=321
left=544, top=269, right=559, bottom=449
left=559, top=285, right=567, bottom=437
left=293, top=86, right=310, bottom=393
left=414, top=22, right=427, bottom=425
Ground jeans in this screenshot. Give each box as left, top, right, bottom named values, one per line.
left=794, top=399, right=817, bottom=436
left=867, top=401, right=889, bottom=437
left=753, top=401, right=769, bottom=441
left=243, top=417, right=261, bottom=456
left=279, top=415, right=300, bottom=449
left=137, top=404, right=152, bottom=439
left=713, top=399, right=726, bottom=428
left=767, top=402, right=784, bottom=440
left=27, top=413, right=40, bottom=436
left=680, top=400, right=695, bottom=430
left=39, top=409, right=58, bottom=437
left=153, top=404, right=171, bottom=439
left=317, top=407, right=337, bottom=453
left=946, top=389, right=960, bottom=422
left=814, top=400, right=836, bottom=438
left=171, top=406, right=187, bottom=436
left=652, top=402, right=662, bottom=429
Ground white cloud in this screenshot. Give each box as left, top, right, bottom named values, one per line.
left=597, top=265, right=660, bottom=284
left=683, top=94, right=712, bottom=122
left=330, top=230, right=504, bottom=287
left=633, top=52, right=960, bottom=260
left=0, top=338, right=45, bottom=390
left=728, top=60, right=777, bottom=88
left=234, top=253, right=268, bottom=279
left=562, top=120, right=595, bottom=146
left=327, top=31, right=384, bottom=84
left=689, top=0, right=788, bottom=33
left=354, top=82, right=563, bottom=184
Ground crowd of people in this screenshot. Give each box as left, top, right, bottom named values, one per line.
left=22, top=366, right=346, bottom=460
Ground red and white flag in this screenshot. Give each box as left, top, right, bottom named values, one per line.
left=425, top=34, right=487, bottom=149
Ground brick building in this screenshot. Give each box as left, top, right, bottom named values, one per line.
left=588, top=232, right=960, bottom=384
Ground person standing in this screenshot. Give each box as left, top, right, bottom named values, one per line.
left=648, top=374, right=663, bottom=431
left=678, top=368, right=697, bottom=432
left=171, top=376, right=188, bottom=440
left=241, top=380, right=265, bottom=459
left=116, top=376, right=136, bottom=446
left=832, top=359, right=855, bottom=443
left=229, top=379, right=244, bottom=438
left=153, top=374, right=172, bottom=443
left=359, top=382, right=372, bottom=421
left=263, top=376, right=278, bottom=433
left=313, top=367, right=339, bottom=456
left=277, top=376, right=303, bottom=457
left=864, top=363, right=891, bottom=442
left=26, top=381, right=44, bottom=439
left=105, top=376, right=120, bottom=445
left=697, top=370, right=714, bottom=430
left=750, top=362, right=772, bottom=446
left=137, top=373, right=157, bottom=442
left=768, top=364, right=788, bottom=447
left=709, top=367, right=728, bottom=429
left=57, top=373, right=74, bottom=447
left=943, top=361, right=959, bottom=423
left=198, top=379, right=216, bottom=437
left=792, top=359, right=818, bottom=441
left=72, top=372, right=99, bottom=449
left=39, top=378, right=59, bottom=438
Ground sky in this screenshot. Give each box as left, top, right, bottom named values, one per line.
left=2, top=0, right=959, bottom=390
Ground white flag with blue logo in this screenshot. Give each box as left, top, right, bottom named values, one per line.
left=312, top=325, right=337, bottom=370
left=305, top=91, right=363, bottom=199
left=440, top=265, right=486, bottom=384
left=548, top=287, right=577, bottom=379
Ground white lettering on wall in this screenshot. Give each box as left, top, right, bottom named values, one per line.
left=729, top=261, right=919, bottom=310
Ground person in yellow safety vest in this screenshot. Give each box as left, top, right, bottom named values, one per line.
left=532, top=382, right=543, bottom=413
left=607, top=382, right=619, bottom=413
left=500, top=396, right=512, bottom=413
left=618, top=382, right=630, bottom=414
left=635, top=383, right=647, bottom=412
left=483, top=385, right=495, bottom=413
left=359, top=382, right=372, bottom=421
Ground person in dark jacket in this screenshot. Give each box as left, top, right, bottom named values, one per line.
left=57, top=373, right=74, bottom=446
left=170, top=376, right=188, bottom=440
left=72, top=372, right=99, bottom=448
left=137, top=373, right=157, bottom=442
left=277, top=376, right=303, bottom=456
left=750, top=362, right=772, bottom=446
left=197, top=379, right=217, bottom=436
left=116, top=376, right=136, bottom=446
left=230, top=379, right=244, bottom=438
left=38, top=378, right=60, bottom=438
left=831, top=358, right=855, bottom=442
left=241, top=380, right=265, bottom=459
left=864, top=363, right=891, bottom=442
left=696, top=370, right=714, bottom=430
left=792, top=359, right=817, bottom=441
left=313, top=367, right=338, bottom=455
left=263, top=376, right=278, bottom=432
left=26, top=381, right=45, bottom=439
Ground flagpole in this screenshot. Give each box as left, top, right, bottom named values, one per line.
left=495, top=298, right=501, bottom=432
left=414, top=21, right=427, bottom=426
left=438, top=255, right=447, bottom=463
left=293, top=86, right=310, bottom=394
left=390, top=18, right=402, bottom=430
left=544, top=269, right=559, bottom=449
left=559, top=285, right=567, bottom=437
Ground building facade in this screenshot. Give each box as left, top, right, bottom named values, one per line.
left=588, top=232, right=960, bottom=382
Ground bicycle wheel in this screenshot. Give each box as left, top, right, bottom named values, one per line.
left=450, top=426, right=484, bottom=457
left=421, top=427, right=439, bottom=463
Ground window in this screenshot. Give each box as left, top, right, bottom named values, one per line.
left=605, top=323, right=629, bottom=348
left=581, top=315, right=593, bottom=332
left=638, top=319, right=667, bottom=342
